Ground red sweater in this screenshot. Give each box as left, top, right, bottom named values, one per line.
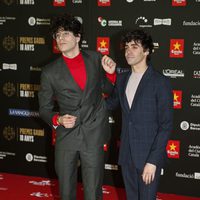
left=52, top=52, right=116, bottom=125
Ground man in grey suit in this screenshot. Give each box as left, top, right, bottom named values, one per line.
left=38, top=13, right=116, bottom=200
left=106, top=30, right=173, bottom=200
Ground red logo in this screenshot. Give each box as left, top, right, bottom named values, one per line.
left=172, top=0, right=186, bottom=6
left=53, top=0, right=66, bottom=7
left=97, top=37, right=110, bottom=55
left=169, top=39, right=184, bottom=58
left=173, top=90, right=182, bottom=109
left=53, top=40, right=61, bottom=54
left=98, top=0, right=111, bottom=7
left=166, top=140, right=180, bottom=159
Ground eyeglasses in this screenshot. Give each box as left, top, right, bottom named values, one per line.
left=53, top=31, right=72, bottom=40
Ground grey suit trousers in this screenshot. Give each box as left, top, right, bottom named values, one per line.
left=55, top=147, right=104, bottom=200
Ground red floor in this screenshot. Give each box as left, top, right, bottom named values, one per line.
left=0, top=173, right=199, bottom=200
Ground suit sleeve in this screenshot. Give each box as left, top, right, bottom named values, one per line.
left=97, top=52, right=116, bottom=96
left=105, top=74, right=120, bottom=111
left=147, top=78, right=173, bottom=166
left=38, top=68, right=57, bottom=127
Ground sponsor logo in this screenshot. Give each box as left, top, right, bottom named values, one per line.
left=180, top=120, right=200, bottom=131
left=166, top=140, right=180, bottom=159
left=153, top=42, right=159, bottom=49
left=163, top=69, right=184, bottom=78
left=0, top=151, right=15, bottom=160
left=19, top=83, right=40, bottom=98
left=29, top=180, right=54, bottom=186
left=98, top=17, right=122, bottom=27
left=53, top=0, right=65, bottom=6
left=172, top=0, right=186, bottom=6
left=26, top=153, right=47, bottom=163
left=97, top=37, right=110, bottom=55
left=0, top=16, right=16, bottom=25
left=180, top=121, right=190, bottom=131
left=19, top=0, right=35, bottom=4
left=3, top=126, right=15, bottom=141
left=3, top=82, right=39, bottom=98
left=19, top=36, right=45, bottom=51
left=183, top=20, right=200, bottom=26
left=176, top=172, right=194, bottom=179
left=135, top=16, right=152, bottom=28
left=8, top=109, right=39, bottom=117
left=190, top=94, right=200, bottom=107
left=188, top=145, right=200, bottom=158
left=81, top=40, right=89, bottom=49
left=75, top=16, right=83, bottom=24
left=30, top=192, right=50, bottom=197
left=173, top=90, right=182, bottom=109
left=28, top=17, right=50, bottom=26
left=193, top=70, right=200, bottom=78
left=2, top=36, right=15, bottom=51
left=175, top=171, right=200, bottom=180
left=154, top=18, right=171, bottom=26
left=105, top=164, right=118, bottom=170
left=3, top=82, right=16, bottom=97
left=30, top=66, right=41, bottom=71
left=169, top=39, right=184, bottom=58
left=72, top=0, right=82, bottom=3
left=98, top=0, right=111, bottom=6
left=153, top=18, right=172, bottom=26
left=194, top=172, right=200, bottom=180
left=2, top=63, right=17, bottom=70
left=19, top=128, right=44, bottom=143
left=193, top=42, right=200, bottom=55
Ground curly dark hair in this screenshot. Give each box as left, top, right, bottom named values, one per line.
left=51, top=13, right=83, bottom=38
left=122, top=29, right=154, bottom=61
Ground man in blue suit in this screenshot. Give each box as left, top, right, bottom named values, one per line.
left=106, top=29, right=173, bottom=200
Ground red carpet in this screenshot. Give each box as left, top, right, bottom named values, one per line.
left=0, top=173, right=199, bottom=200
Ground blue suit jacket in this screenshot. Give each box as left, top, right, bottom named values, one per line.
left=107, top=66, right=173, bottom=170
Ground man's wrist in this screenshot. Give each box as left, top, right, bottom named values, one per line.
left=57, top=116, right=61, bottom=125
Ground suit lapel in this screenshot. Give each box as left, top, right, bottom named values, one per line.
left=130, top=66, right=153, bottom=111
left=81, top=52, right=91, bottom=103
left=121, top=71, right=132, bottom=112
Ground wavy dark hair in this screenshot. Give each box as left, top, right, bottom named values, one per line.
left=122, top=29, right=154, bottom=61
left=51, top=13, right=83, bottom=39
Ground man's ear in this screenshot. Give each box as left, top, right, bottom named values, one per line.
left=144, top=51, right=149, bottom=55
left=76, top=34, right=81, bottom=43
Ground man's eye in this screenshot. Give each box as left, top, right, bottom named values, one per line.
left=63, top=32, right=69, bottom=36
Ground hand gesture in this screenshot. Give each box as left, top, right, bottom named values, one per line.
left=101, top=55, right=116, bottom=74
left=58, top=114, right=77, bottom=129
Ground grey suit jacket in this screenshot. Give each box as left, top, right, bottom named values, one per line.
left=106, top=66, right=173, bottom=169
left=38, top=50, right=113, bottom=150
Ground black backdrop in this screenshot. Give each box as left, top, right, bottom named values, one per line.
left=1, top=0, right=200, bottom=198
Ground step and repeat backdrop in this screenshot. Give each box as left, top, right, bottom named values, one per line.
left=1, top=0, right=200, bottom=198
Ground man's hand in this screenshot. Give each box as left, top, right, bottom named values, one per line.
left=101, top=55, right=116, bottom=74
left=142, top=163, right=157, bottom=185
left=58, top=114, right=77, bottom=128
